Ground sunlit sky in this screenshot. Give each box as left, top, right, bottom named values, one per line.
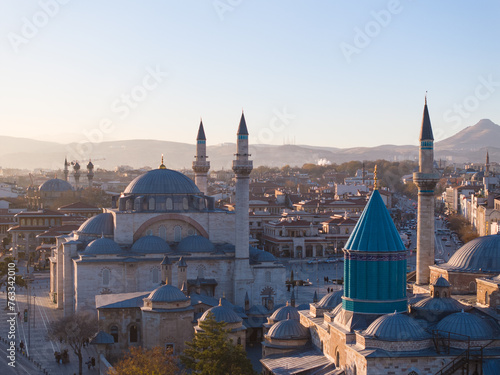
left=1, top=1, right=499, bottom=148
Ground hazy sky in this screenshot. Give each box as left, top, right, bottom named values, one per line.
left=1, top=1, right=499, bottom=148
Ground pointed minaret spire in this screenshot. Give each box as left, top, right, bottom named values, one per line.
left=373, top=165, right=378, bottom=190
left=413, top=96, right=439, bottom=285
left=193, top=119, right=210, bottom=193
left=485, top=150, right=490, bottom=177
left=237, top=111, right=249, bottom=136
left=159, top=154, right=166, bottom=169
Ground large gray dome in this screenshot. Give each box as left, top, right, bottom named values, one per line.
left=249, top=246, right=277, bottom=262
left=441, top=235, right=500, bottom=273
left=147, top=284, right=188, bottom=303
left=436, top=311, right=492, bottom=340
left=267, top=318, right=309, bottom=340
left=132, top=235, right=172, bottom=254
left=316, top=290, right=343, bottom=309
left=84, top=238, right=122, bottom=255
left=363, top=313, right=430, bottom=341
left=412, top=297, right=466, bottom=314
left=124, top=168, right=200, bottom=195
left=270, top=303, right=300, bottom=322
left=78, top=213, right=114, bottom=236
left=200, top=304, right=242, bottom=324
left=177, top=235, right=214, bottom=253
left=39, top=178, right=73, bottom=192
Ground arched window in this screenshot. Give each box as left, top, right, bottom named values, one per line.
left=485, top=291, right=489, bottom=305
left=159, top=226, right=167, bottom=240
left=20, top=219, right=25, bottom=226
left=435, top=291, right=440, bottom=298
left=197, top=265, right=205, bottom=279
left=148, top=198, right=155, bottom=211
left=152, top=268, right=159, bottom=284
left=27, top=219, right=31, bottom=226
left=237, top=337, right=241, bottom=345
left=110, top=326, right=119, bottom=342
left=129, top=324, right=138, bottom=343
left=102, top=269, right=110, bottom=286
left=335, top=347, right=340, bottom=366
left=174, top=226, right=182, bottom=242
left=469, top=281, right=476, bottom=292
left=166, top=198, right=173, bottom=210
left=44, top=219, right=49, bottom=226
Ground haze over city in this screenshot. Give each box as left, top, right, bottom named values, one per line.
left=1, top=1, right=499, bottom=149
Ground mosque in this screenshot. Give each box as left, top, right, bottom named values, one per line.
left=49, top=114, right=286, bottom=318
left=259, top=99, right=500, bottom=375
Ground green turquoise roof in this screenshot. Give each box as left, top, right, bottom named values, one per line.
left=345, top=190, right=405, bottom=252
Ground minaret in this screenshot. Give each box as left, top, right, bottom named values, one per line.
left=87, top=160, right=94, bottom=188
left=413, top=96, right=440, bottom=285
left=192, top=120, right=210, bottom=194
left=232, top=112, right=253, bottom=306
left=63, top=158, right=69, bottom=181
left=73, top=161, right=81, bottom=188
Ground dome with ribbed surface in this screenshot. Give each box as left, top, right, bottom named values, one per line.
left=433, top=276, right=451, bottom=287
left=78, top=213, right=114, bottom=236
left=345, top=190, right=405, bottom=252
left=200, top=304, right=242, bottom=324
left=84, top=237, right=122, bottom=255
left=39, top=178, right=73, bottom=192
left=270, top=304, right=300, bottom=322
left=132, top=235, right=172, bottom=254
left=441, top=235, right=500, bottom=273
left=124, top=168, right=200, bottom=195
left=412, top=297, right=466, bottom=313
left=147, top=284, right=188, bottom=303
left=177, top=235, right=214, bottom=253
left=250, top=246, right=277, bottom=262
left=316, top=290, right=343, bottom=308
left=267, top=318, right=309, bottom=340
left=436, top=311, right=491, bottom=340
left=364, top=313, right=430, bottom=341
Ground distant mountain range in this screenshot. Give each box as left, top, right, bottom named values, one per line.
left=1, top=119, right=498, bottom=171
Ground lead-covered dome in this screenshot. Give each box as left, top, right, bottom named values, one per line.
left=270, top=303, right=300, bottom=322
left=132, top=235, right=172, bottom=254
left=200, top=304, right=242, bottom=324
left=267, top=318, right=309, bottom=340
left=436, top=311, right=492, bottom=340
left=364, top=313, right=430, bottom=341
left=441, top=235, right=500, bottom=273
left=316, top=290, right=343, bottom=309
left=124, top=168, right=200, bottom=195
left=84, top=237, right=122, bottom=255
left=147, top=284, right=188, bottom=303
left=177, top=235, right=214, bottom=253
left=39, top=178, right=73, bottom=192
left=250, top=246, right=277, bottom=262
left=77, top=213, right=114, bottom=236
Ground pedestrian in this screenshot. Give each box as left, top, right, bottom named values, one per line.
left=17, top=311, right=20, bottom=319
left=19, top=340, right=24, bottom=352
left=87, top=357, right=91, bottom=370
left=91, top=356, right=96, bottom=369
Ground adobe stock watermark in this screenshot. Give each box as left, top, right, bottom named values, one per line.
left=340, top=0, right=405, bottom=63
left=253, top=107, right=295, bottom=145
left=442, top=74, right=499, bottom=129
left=64, top=65, right=168, bottom=165
left=213, top=0, right=242, bottom=21
left=7, top=0, right=71, bottom=54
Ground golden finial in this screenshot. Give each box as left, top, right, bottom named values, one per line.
left=373, top=165, right=378, bottom=190
left=218, top=298, right=222, bottom=306
left=159, top=154, right=166, bottom=169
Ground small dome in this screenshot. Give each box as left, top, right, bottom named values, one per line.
left=267, top=318, right=309, bottom=340
left=147, top=284, right=188, bottom=303
left=364, top=313, right=430, bottom=341
left=124, top=168, right=200, bottom=195
left=177, top=235, right=214, bottom=253
left=84, top=238, right=122, bottom=255
left=413, top=297, right=466, bottom=313
left=316, top=290, right=343, bottom=309
left=270, top=303, right=300, bottom=322
left=39, top=178, right=73, bottom=192
left=442, top=235, right=500, bottom=273
left=249, top=246, right=277, bottom=262
left=200, top=304, right=242, bottom=324
left=132, top=235, right=172, bottom=254
left=436, top=311, right=492, bottom=340
left=78, top=213, right=114, bottom=236
left=433, top=276, right=451, bottom=287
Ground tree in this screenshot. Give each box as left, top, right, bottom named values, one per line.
left=181, top=312, right=256, bottom=375
left=0, top=257, right=26, bottom=308
left=46, top=311, right=98, bottom=375
left=113, top=346, right=183, bottom=375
